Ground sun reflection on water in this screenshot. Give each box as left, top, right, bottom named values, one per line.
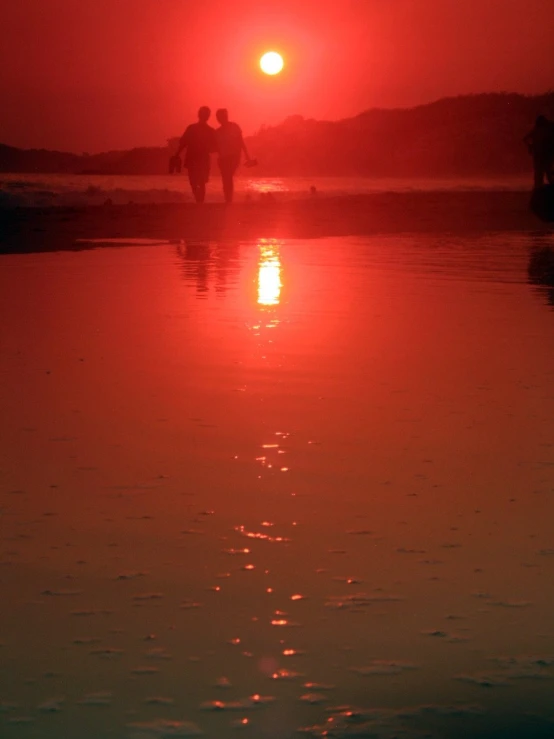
left=257, top=241, right=282, bottom=307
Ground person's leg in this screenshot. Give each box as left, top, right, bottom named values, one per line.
left=188, top=168, right=205, bottom=203
left=196, top=182, right=206, bottom=203
left=219, top=158, right=234, bottom=203
left=223, top=170, right=233, bottom=203
left=196, top=159, right=210, bottom=204
left=534, top=156, right=545, bottom=188
left=188, top=169, right=199, bottom=201
left=546, top=155, right=554, bottom=186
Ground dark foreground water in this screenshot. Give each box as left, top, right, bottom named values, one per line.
left=1, top=233, right=554, bottom=739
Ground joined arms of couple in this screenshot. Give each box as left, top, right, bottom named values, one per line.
left=175, top=128, right=251, bottom=161
left=523, top=130, right=534, bottom=154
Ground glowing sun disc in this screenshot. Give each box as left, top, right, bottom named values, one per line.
left=260, top=52, right=284, bottom=75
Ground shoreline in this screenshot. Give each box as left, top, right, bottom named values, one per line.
left=0, top=190, right=549, bottom=254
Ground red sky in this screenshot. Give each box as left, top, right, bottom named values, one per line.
left=1, top=0, right=554, bottom=153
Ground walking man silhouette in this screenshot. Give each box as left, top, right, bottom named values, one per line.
left=215, top=109, right=251, bottom=203
left=524, top=115, right=554, bottom=189
left=175, top=106, right=216, bottom=203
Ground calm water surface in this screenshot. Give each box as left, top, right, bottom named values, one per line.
left=1, top=234, right=554, bottom=738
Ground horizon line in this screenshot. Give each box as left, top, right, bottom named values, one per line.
left=2, top=88, right=553, bottom=157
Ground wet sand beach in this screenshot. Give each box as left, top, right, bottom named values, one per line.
left=0, top=190, right=542, bottom=254
left=1, top=198, right=554, bottom=738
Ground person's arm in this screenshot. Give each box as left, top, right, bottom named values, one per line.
left=239, top=129, right=250, bottom=160
left=175, top=128, right=189, bottom=157
left=523, top=130, right=534, bottom=152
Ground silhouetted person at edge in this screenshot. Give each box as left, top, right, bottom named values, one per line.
left=215, top=109, right=251, bottom=203
left=175, top=106, right=216, bottom=203
left=524, top=115, right=554, bottom=189
left=528, top=242, right=554, bottom=306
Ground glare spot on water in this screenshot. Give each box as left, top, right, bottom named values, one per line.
left=271, top=668, right=304, bottom=680
left=231, top=717, right=250, bottom=728
left=223, top=548, right=251, bottom=555
left=201, top=695, right=275, bottom=711
left=235, top=525, right=291, bottom=543
left=257, top=241, right=282, bottom=307
left=271, top=619, right=300, bottom=627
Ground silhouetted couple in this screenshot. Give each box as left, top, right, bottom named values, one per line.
left=524, top=115, right=554, bottom=189
left=175, top=106, right=250, bottom=204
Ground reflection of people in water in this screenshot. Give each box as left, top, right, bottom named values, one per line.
left=175, top=240, right=210, bottom=295
left=174, top=107, right=217, bottom=204
left=175, top=240, right=241, bottom=296
left=524, top=115, right=554, bottom=189
left=215, top=109, right=251, bottom=204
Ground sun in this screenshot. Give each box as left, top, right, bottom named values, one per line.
left=260, top=51, right=284, bottom=75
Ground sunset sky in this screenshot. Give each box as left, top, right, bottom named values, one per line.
left=2, top=0, right=554, bottom=153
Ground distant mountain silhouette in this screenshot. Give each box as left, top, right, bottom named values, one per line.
left=2, top=92, right=553, bottom=177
